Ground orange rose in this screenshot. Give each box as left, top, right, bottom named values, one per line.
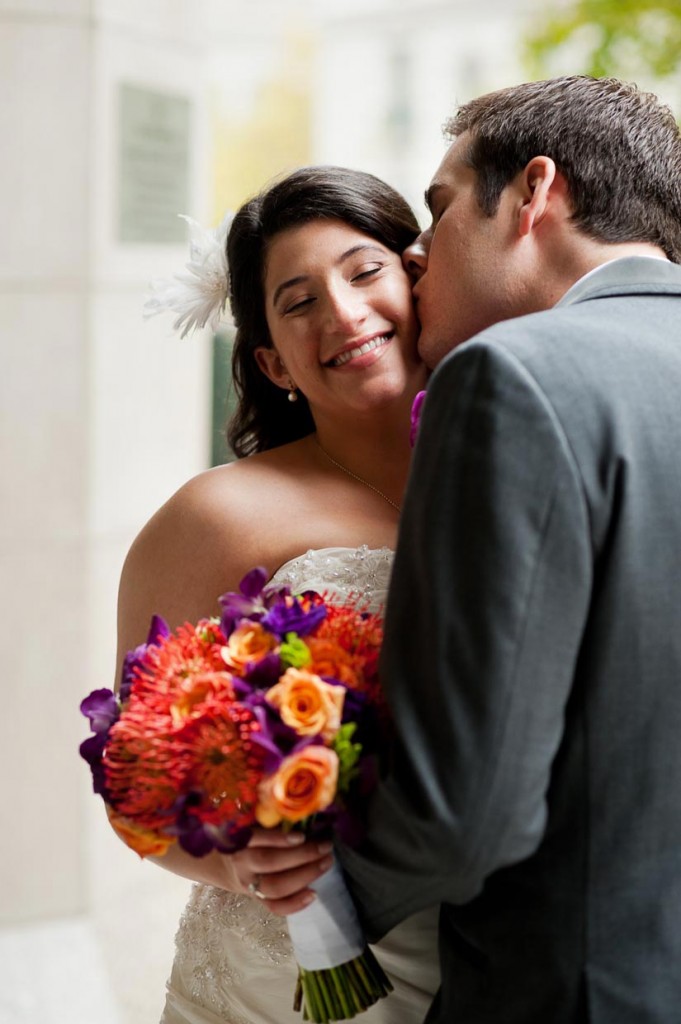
left=307, top=638, right=360, bottom=688
left=106, top=805, right=174, bottom=858
left=255, top=746, right=339, bottom=826
left=266, top=668, right=344, bottom=740
left=221, top=621, right=278, bottom=673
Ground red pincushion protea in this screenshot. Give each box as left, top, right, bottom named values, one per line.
left=314, top=602, right=385, bottom=708
left=103, top=709, right=192, bottom=831
left=174, top=700, right=264, bottom=827
left=131, top=620, right=228, bottom=708
left=102, top=622, right=265, bottom=839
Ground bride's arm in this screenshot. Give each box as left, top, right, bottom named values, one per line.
left=113, top=465, right=331, bottom=913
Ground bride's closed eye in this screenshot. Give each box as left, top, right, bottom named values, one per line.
left=351, top=264, right=383, bottom=282
left=284, top=296, right=316, bottom=315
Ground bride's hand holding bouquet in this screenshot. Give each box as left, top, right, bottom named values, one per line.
left=80, top=567, right=392, bottom=1023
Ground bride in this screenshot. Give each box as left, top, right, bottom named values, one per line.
left=115, top=165, right=438, bottom=1023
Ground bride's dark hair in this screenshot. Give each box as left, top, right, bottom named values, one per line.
left=226, top=166, right=420, bottom=458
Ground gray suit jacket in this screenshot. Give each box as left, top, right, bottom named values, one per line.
left=341, top=258, right=681, bottom=1023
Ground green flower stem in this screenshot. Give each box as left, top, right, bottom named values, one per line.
left=295, top=949, right=393, bottom=1022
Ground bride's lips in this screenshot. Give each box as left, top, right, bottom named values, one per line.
left=324, top=332, right=394, bottom=368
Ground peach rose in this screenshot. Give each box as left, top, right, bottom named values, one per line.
left=220, top=621, right=278, bottom=673
left=266, top=668, right=344, bottom=740
left=307, top=638, right=359, bottom=688
left=255, top=746, right=339, bottom=827
left=106, top=805, right=174, bottom=858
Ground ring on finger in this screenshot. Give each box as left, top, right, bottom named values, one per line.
left=248, top=874, right=267, bottom=900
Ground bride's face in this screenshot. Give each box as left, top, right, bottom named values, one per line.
left=256, top=219, right=422, bottom=420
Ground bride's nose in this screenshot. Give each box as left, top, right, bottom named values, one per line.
left=402, top=234, right=429, bottom=283
left=325, top=289, right=367, bottom=334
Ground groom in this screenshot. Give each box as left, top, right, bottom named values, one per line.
left=340, top=76, right=681, bottom=1022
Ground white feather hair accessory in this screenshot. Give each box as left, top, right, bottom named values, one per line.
left=143, top=212, right=233, bottom=338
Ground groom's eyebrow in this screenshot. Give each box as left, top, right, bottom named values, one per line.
left=424, top=183, right=444, bottom=213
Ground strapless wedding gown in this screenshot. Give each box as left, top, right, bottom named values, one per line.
left=161, top=547, right=440, bottom=1024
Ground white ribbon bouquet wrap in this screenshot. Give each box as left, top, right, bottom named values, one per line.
left=287, top=857, right=365, bottom=970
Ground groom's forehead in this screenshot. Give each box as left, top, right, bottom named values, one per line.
left=430, top=135, right=471, bottom=191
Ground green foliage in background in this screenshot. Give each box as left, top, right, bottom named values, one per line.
left=211, top=32, right=312, bottom=220
left=526, top=0, right=681, bottom=81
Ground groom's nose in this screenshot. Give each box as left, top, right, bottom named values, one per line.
left=402, top=234, right=428, bottom=283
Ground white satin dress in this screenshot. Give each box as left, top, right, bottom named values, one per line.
left=161, top=547, right=440, bottom=1024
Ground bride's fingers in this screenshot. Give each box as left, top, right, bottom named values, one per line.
left=260, top=839, right=333, bottom=871
left=259, top=843, right=333, bottom=881
left=237, top=839, right=333, bottom=879
left=225, top=838, right=333, bottom=893
left=260, top=887, right=317, bottom=918
left=246, top=827, right=307, bottom=848
left=257, top=856, right=334, bottom=917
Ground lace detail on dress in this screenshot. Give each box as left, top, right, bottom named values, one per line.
left=271, top=545, right=393, bottom=613
left=165, top=547, right=394, bottom=1022
left=176, top=884, right=294, bottom=983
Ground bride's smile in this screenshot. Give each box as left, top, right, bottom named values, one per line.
left=256, top=218, right=422, bottom=417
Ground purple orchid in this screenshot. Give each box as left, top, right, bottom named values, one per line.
left=79, top=688, right=121, bottom=797
left=79, top=731, right=110, bottom=796
left=120, top=614, right=170, bottom=702
left=261, top=590, right=327, bottom=638
left=172, top=792, right=253, bottom=856
left=247, top=700, right=302, bottom=769
left=242, top=651, right=282, bottom=689
left=220, top=568, right=327, bottom=639
left=409, top=389, right=427, bottom=447
left=80, top=688, right=119, bottom=733
left=337, top=685, right=368, bottom=723
left=219, top=567, right=290, bottom=635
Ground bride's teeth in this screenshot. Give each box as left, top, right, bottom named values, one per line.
left=331, top=334, right=389, bottom=367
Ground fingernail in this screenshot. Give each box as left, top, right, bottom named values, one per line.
left=319, top=855, right=333, bottom=873
left=286, top=833, right=305, bottom=845
left=317, top=841, right=333, bottom=855
left=301, top=892, right=317, bottom=907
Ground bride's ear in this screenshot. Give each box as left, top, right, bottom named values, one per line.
left=254, top=345, right=293, bottom=393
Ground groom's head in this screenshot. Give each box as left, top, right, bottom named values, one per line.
left=406, top=75, right=681, bottom=368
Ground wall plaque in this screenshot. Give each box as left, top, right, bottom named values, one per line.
left=118, top=83, right=192, bottom=244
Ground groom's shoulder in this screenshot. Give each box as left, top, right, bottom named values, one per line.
left=433, top=282, right=669, bottom=386
left=433, top=306, right=576, bottom=383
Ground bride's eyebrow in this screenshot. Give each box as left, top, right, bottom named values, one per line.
left=272, top=244, right=387, bottom=306
left=272, top=275, right=307, bottom=307
left=337, top=243, right=386, bottom=264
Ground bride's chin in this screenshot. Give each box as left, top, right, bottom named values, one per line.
left=343, top=382, right=416, bottom=414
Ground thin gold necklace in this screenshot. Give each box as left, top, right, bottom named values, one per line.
left=315, top=439, right=401, bottom=512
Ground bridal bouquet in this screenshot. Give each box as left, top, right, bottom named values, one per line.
left=80, top=568, right=392, bottom=1023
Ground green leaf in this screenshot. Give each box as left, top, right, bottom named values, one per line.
left=280, top=633, right=311, bottom=668
left=331, top=723, right=362, bottom=792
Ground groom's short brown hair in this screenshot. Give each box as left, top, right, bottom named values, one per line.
left=447, top=75, right=681, bottom=263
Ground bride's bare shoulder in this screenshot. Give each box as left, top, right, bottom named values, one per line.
left=163, top=441, right=313, bottom=535
left=126, top=450, right=301, bottom=577
left=117, top=443, right=313, bottom=659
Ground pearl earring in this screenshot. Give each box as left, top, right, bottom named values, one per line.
left=287, top=381, right=298, bottom=403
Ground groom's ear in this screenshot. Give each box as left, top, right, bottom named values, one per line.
left=517, top=156, right=564, bottom=237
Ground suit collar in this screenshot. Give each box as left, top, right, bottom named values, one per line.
left=556, top=256, right=681, bottom=308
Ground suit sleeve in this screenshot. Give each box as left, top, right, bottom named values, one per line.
left=339, top=339, right=592, bottom=937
